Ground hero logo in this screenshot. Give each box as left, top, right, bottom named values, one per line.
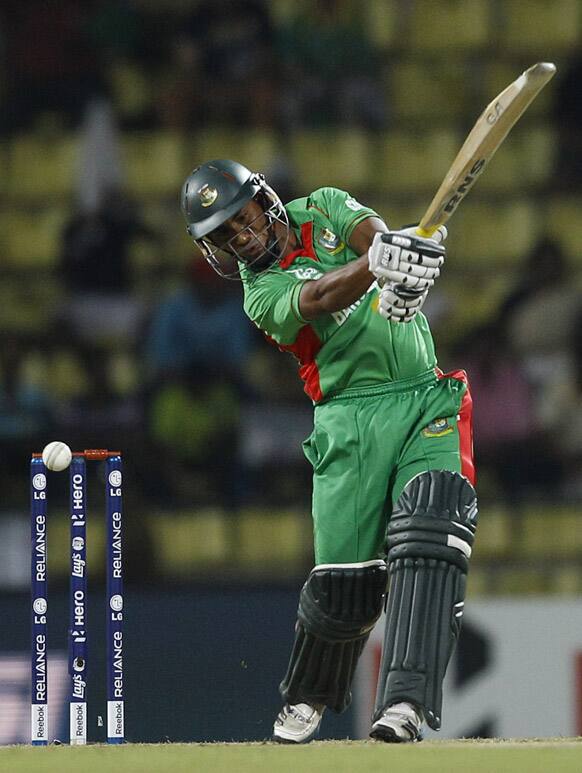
left=444, top=159, right=486, bottom=215
left=72, top=589, right=85, bottom=628
left=71, top=473, right=85, bottom=515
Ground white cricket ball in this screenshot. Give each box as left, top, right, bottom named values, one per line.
left=42, top=441, right=73, bottom=472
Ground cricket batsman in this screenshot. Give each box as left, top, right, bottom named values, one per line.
left=180, top=160, right=478, bottom=743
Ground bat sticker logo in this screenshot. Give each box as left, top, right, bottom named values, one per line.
left=486, top=101, right=504, bottom=125
left=443, top=159, right=486, bottom=214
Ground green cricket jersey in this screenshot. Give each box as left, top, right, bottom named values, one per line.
left=242, top=187, right=437, bottom=403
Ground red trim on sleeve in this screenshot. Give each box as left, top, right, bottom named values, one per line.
left=279, top=222, right=317, bottom=269
left=264, top=324, right=323, bottom=402
left=438, top=368, right=476, bottom=485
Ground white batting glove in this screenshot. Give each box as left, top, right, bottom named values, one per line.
left=378, top=284, right=428, bottom=323
left=368, top=226, right=447, bottom=290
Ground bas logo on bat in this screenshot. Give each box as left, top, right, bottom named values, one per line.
left=444, top=158, right=486, bottom=215
left=417, top=62, right=556, bottom=236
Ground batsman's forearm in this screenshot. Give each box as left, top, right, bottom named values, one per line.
left=299, top=255, right=374, bottom=319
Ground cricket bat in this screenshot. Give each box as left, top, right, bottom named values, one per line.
left=416, top=62, right=556, bottom=238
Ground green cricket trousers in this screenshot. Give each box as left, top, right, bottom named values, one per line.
left=302, top=368, right=475, bottom=564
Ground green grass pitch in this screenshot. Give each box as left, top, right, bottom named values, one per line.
left=1, top=739, right=582, bottom=773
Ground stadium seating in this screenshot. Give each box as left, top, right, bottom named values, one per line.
left=1, top=207, right=68, bottom=267
left=235, top=508, right=312, bottom=570
left=188, top=129, right=279, bottom=177
left=498, top=0, right=581, bottom=53
left=407, top=0, right=491, bottom=51
left=389, top=60, right=472, bottom=122
left=3, top=1, right=582, bottom=594
left=124, top=132, right=186, bottom=197
left=546, top=196, right=582, bottom=263
left=149, top=509, right=229, bottom=579
left=7, top=133, right=78, bottom=199
left=289, top=130, right=370, bottom=191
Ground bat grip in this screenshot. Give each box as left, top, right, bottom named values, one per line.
left=416, top=225, right=438, bottom=238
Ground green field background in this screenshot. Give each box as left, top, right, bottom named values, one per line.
left=2, top=740, right=582, bottom=773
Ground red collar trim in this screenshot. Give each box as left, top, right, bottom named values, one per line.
left=279, top=221, right=318, bottom=269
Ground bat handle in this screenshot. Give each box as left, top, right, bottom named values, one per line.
left=415, top=225, right=438, bottom=238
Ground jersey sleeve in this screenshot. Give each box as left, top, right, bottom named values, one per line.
left=242, top=270, right=308, bottom=345
left=308, top=187, right=382, bottom=245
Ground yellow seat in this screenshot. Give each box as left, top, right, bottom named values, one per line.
left=269, top=0, right=300, bottom=25
left=0, top=143, right=8, bottom=195
left=361, top=196, right=425, bottom=231
left=149, top=509, right=229, bottom=578
left=189, top=129, right=278, bottom=175
left=364, top=0, right=399, bottom=48
left=472, top=506, right=511, bottom=558
left=236, top=508, right=311, bottom=569
left=128, top=201, right=190, bottom=269
left=407, top=0, right=490, bottom=50
left=1, top=207, right=68, bottom=267
left=465, top=566, right=490, bottom=598
left=475, top=124, right=556, bottom=191
left=124, top=131, right=185, bottom=196
left=494, top=567, right=549, bottom=595
left=520, top=507, right=582, bottom=558
left=552, top=566, right=582, bottom=595
left=499, top=0, right=581, bottom=53
left=546, top=196, right=582, bottom=263
left=390, top=61, right=470, bottom=121
left=374, top=128, right=462, bottom=194
left=436, top=272, right=516, bottom=346
left=449, top=198, right=539, bottom=264
left=290, top=130, right=370, bottom=191
left=109, top=60, right=153, bottom=125
left=48, top=349, right=90, bottom=400
left=0, top=275, right=62, bottom=334
left=8, top=133, right=78, bottom=197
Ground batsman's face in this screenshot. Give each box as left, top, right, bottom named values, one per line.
left=208, top=200, right=270, bottom=263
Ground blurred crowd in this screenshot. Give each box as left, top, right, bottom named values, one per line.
left=1, top=0, right=582, bottom=525
left=1, top=0, right=388, bottom=135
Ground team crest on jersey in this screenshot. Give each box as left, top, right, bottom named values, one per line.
left=317, top=228, right=343, bottom=253
left=422, top=418, right=454, bottom=438
left=198, top=184, right=218, bottom=207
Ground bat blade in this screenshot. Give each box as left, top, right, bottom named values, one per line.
left=417, top=62, right=556, bottom=237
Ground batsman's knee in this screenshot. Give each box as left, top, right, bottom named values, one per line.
left=388, top=469, right=478, bottom=570
left=298, top=560, right=388, bottom=639
left=281, top=560, right=387, bottom=713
